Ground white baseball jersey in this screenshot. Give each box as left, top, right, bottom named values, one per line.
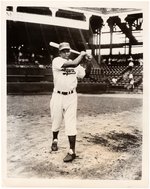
left=50, top=56, right=85, bottom=135
left=52, top=57, right=85, bottom=92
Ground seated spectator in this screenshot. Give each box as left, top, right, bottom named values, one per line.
left=138, top=58, right=143, bottom=66
left=128, top=56, right=134, bottom=68
left=123, top=70, right=130, bottom=80
left=112, top=77, right=117, bottom=84
left=108, top=57, right=111, bottom=65
left=129, top=61, right=134, bottom=67
left=129, top=73, right=133, bottom=79
left=126, top=78, right=135, bottom=91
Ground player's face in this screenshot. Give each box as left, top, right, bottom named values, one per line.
left=60, top=49, right=71, bottom=60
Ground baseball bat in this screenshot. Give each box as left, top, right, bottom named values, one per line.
left=49, top=42, right=80, bottom=55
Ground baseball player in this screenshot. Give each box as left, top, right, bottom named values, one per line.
left=50, top=42, right=92, bottom=162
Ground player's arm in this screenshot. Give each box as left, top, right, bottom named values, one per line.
left=61, top=51, right=87, bottom=68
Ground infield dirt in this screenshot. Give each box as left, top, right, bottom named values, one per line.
left=6, top=94, right=143, bottom=181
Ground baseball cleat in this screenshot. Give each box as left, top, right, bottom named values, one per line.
left=63, top=153, right=76, bottom=162
left=51, top=139, right=58, bottom=151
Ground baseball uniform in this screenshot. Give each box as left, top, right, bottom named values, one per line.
left=50, top=56, right=85, bottom=135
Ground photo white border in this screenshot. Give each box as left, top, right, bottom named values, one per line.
left=0, top=0, right=149, bottom=188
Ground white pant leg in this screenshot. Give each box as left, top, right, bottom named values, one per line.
left=63, top=93, right=77, bottom=136
left=50, top=93, right=63, bottom=132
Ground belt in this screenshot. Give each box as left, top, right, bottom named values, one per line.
left=57, top=90, right=74, bottom=95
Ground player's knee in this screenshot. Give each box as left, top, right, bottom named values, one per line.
left=65, top=127, right=77, bottom=136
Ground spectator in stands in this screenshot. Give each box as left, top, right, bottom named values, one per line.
left=128, top=56, right=134, bottom=68
left=112, top=77, right=118, bottom=84
left=18, top=51, right=23, bottom=64
left=108, top=57, right=111, bottom=65
left=126, top=77, right=135, bottom=91
left=115, top=61, right=134, bottom=90
left=31, top=53, right=35, bottom=62
left=138, top=58, right=143, bottom=66
left=129, top=73, right=133, bottom=80
left=130, top=78, right=135, bottom=89
left=50, top=55, right=54, bottom=62
left=124, top=71, right=134, bottom=91
left=121, top=56, right=134, bottom=75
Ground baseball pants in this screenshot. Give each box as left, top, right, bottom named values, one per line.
left=50, top=91, right=77, bottom=136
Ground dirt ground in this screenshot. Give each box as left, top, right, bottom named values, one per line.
left=6, top=93, right=143, bottom=181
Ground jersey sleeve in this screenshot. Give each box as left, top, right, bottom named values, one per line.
left=75, top=65, right=86, bottom=79
left=52, top=57, right=66, bottom=70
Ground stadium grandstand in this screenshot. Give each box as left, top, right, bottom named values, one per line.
left=6, top=6, right=143, bottom=94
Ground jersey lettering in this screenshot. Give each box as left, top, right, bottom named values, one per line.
left=61, top=68, right=76, bottom=76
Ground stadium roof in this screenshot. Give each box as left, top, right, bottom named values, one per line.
left=70, top=7, right=141, bottom=15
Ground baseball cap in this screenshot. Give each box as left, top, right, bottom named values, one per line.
left=59, top=42, right=71, bottom=51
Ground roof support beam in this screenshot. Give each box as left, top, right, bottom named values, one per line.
left=6, top=10, right=89, bottom=30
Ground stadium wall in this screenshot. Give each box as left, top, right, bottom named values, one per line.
left=7, top=82, right=107, bottom=95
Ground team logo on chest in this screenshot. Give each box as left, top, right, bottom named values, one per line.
left=61, top=68, right=76, bottom=75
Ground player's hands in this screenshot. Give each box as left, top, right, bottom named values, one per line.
left=85, top=54, right=92, bottom=61
left=80, top=51, right=87, bottom=57
left=80, top=51, right=92, bottom=61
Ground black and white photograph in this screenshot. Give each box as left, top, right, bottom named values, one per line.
left=0, top=0, right=149, bottom=188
